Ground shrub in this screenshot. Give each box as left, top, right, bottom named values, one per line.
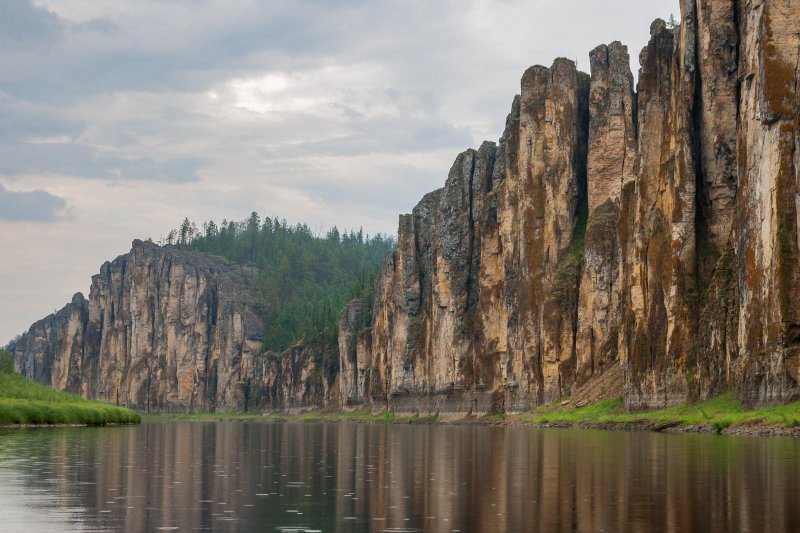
left=0, top=348, right=14, bottom=374
left=713, top=417, right=733, bottom=433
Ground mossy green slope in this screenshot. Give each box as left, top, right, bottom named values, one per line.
left=0, top=365, right=140, bottom=426
left=519, top=393, right=800, bottom=433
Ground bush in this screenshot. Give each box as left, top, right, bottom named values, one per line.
left=713, top=417, right=734, bottom=433
left=0, top=348, right=14, bottom=374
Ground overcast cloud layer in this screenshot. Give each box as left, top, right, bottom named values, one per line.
left=1, top=0, right=678, bottom=344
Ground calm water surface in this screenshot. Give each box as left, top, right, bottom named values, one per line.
left=0, top=421, right=798, bottom=532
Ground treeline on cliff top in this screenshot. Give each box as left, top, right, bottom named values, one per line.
left=164, top=212, right=395, bottom=352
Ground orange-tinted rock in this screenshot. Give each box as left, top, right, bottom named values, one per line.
left=576, top=41, right=636, bottom=387
left=349, top=1, right=799, bottom=412
left=732, top=0, right=800, bottom=406
left=622, top=14, right=698, bottom=409
left=351, top=60, right=590, bottom=414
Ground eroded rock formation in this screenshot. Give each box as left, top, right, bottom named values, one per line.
left=730, top=0, right=800, bottom=406
left=9, top=240, right=336, bottom=412
left=346, top=0, right=800, bottom=413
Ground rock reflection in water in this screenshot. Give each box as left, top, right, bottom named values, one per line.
left=0, top=422, right=799, bottom=532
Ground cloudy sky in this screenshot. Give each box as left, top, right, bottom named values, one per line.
left=1, top=0, right=677, bottom=344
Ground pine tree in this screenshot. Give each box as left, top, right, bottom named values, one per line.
left=667, top=14, right=679, bottom=29
left=172, top=213, right=395, bottom=352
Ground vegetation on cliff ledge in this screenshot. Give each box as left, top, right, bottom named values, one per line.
left=163, top=212, right=394, bottom=352
left=0, top=349, right=140, bottom=426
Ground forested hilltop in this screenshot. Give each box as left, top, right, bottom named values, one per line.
left=8, top=214, right=395, bottom=412
left=164, top=213, right=395, bottom=352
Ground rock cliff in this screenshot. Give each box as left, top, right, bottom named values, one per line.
left=9, top=240, right=336, bottom=412
left=346, top=0, right=800, bottom=413
left=10, top=0, right=800, bottom=414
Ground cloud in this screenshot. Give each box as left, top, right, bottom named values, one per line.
left=0, top=182, right=67, bottom=222
left=71, top=17, right=119, bottom=36
left=0, top=141, right=200, bottom=182
left=0, top=0, right=61, bottom=47
left=0, top=91, right=199, bottom=182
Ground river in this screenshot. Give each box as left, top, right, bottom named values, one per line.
left=0, top=421, right=798, bottom=532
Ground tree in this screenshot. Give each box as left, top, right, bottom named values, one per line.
left=326, top=226, right=341, bottom=243
left=667, top=13, right=679, bottom=29
left=205, top=220, right=218, bottom=239
left=174, top=212, right=396, bottom=352
left=0, top=348, right=14, bottom=374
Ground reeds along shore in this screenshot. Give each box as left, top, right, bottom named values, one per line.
left=0, top=351, right=140, bottom=426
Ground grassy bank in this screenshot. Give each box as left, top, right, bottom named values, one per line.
left=0, top=370, right=141, bottom=426
left=517, top=393, right=800, bottom=433
left=144, top=393, right=800, bottom=437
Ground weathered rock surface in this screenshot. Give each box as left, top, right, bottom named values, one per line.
left=621, top=16, right=698, bottom=409
left=730, top=0, right=800, bottom=407
left=9, top=240, right=334, bottom=412
left=345, top=0, right=800, bottom=413
left=345, top=59, right=591, bottom=415
left=576, top=41, right=636, bottom=390
left=12, top=293, right=89, bottom=392
left=338, top=299, right=373, bottom=407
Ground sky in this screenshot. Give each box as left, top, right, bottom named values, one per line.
left=0, top=0, right=678, bottom=344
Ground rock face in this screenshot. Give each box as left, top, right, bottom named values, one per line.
left=576, top=41, right=636, bottom=392
left=621, top=17, right=699, bottom=409
left=346, top=0, right=800, bottom=413
left=9, top=240, right=335, bottom=412
left=12, top=293, right=89, bottom=393
left=730, top=0, right=800, bottom=406
left=338, top=299, right=373, bottom=407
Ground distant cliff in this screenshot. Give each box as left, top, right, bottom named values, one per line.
left=11, top=0, right=800, bottom=414
left=8, top=240, right=337, bottom=412
left=339, top=1, right=800, bottom=413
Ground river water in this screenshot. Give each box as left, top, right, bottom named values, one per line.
left=0, top=421, right=798, bottom=532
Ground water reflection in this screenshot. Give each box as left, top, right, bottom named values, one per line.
left=0, top=422, right=798, bottom=532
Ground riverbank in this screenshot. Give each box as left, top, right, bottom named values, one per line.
left=513, top=394, right=800, bottom=438
left=144, top=393, right=800, bottom=437
left=0, top=372, right=141, bottom=427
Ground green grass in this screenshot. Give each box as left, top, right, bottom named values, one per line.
left=517, top=393, right=800, bottom=433
left=145, top=393, right=800, bottom=435
left=0, top=371, right=141, bottom=426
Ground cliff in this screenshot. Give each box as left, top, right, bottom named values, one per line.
left=344, top=0, right=800, bottom=413
left=11, top=0, right=800, bottom=415
left=9, top=240, right=337, bottom=412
